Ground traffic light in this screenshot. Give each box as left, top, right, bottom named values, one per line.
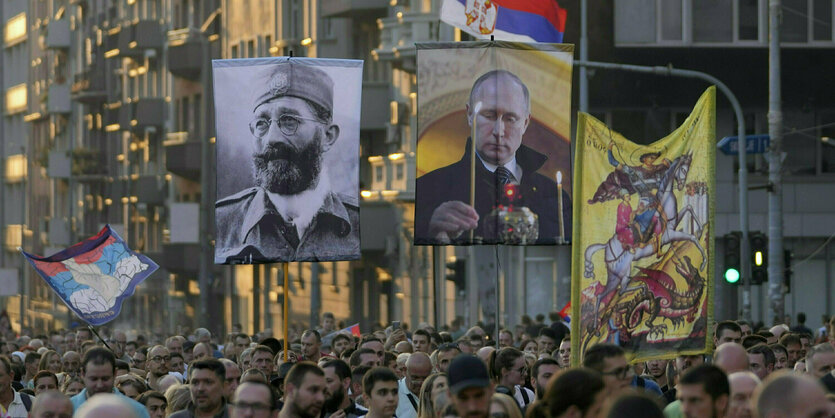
left=750, top=232, right=768, bottom=284
left=445, top=259, right=466, bottom=290
left=724, top=232, right=741, bottom=284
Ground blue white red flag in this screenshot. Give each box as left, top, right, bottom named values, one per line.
left=440, top=0, right=566, bottom=43
left=21, top=225, right=159, bottom=326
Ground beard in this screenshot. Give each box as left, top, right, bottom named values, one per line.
left=323, top=385, right=345, bottom=413
left=252, top=130, right=324, bottom=195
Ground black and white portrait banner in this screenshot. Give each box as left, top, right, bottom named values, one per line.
left=212, top=58, right=362, bottom=264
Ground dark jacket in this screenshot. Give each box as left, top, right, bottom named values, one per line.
left=415, top=138, right=571, bottom=245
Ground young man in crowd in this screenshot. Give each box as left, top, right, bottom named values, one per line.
left=362, top=368, right=399, bottom=418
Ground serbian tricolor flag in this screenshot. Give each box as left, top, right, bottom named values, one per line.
left=440, top=0, right=566, bottom=43
left=21, top=225, right=159, bottom=326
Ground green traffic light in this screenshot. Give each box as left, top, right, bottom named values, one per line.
left=725, top=268, right=740, bottom=283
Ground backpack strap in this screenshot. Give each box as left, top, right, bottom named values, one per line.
left=21, top=393, right=33, bottom=412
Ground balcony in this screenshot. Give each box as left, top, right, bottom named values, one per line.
left=71, top=64, right=107, bottom=104
left=120, top=20, right=164, bottom=58
left=103, top=103, right=123, bottom=130
left=321, top=0, right=387, bottom=18
left=104, top=26, right=122, bottom=58
left=134, top=175, right=167, bottom=206
left=47, top=84, right=71, bottom=114
left=118, top=98, right=165, bottom=132
left=161, top=243, right=200, bottom=274
left=164, top=133, right=201, bottom=181
left=71, top=148, right=108, bottom=182
left=46, top=20, right=71, bottom=49
left=375, top=12, right=439, bottom=70
left=167, top=28, right=204, bottom=80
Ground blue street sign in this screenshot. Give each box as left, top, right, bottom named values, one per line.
left=717, top=134, right=770, bottom=155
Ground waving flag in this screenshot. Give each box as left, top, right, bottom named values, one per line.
left=440, top=0, right=566, bottom=43
left=21, top=225, right=159, bottom=326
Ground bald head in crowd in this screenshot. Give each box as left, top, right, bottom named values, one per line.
left=727, top=372, right=760, bottom=418
left=75, top=393, right=140, bottom=418
left=30, top=390, right=73, bottom=418
left=714, top=343, right=749, bottom=374
left=754, top=372, right=832, bottom=418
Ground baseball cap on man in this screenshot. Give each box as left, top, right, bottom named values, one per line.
left=447, top=355, right=490, bottom=394
left=252, top=61, right=334, bottom=116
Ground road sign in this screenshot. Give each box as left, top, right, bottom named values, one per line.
left=717, top=134, right=770, bottom=155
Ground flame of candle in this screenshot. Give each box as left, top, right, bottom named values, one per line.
left=556, top=171, right=562, bottom=185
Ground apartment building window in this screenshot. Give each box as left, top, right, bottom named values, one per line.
left=783, top=0, right=808, bottom=42
left=265, top=35, right=272, bottom=55
left=4, top=13, right=27, bottom=45
left=5, top=84, right=28, bottom=114
left=289, top=0, right=302, bottom=40
left=694, top=1, right=733, bottom=42
left=247, top=40, right=255, bottom=58
left=661, top=0, right=683, bottom=41
left=738, top=0, right=759, bottom=40
left=231, top=44, right=239, bottom=58
left=813, top=0, right=833, bottom=40
left=193, top=94, right=202, bottom=133
left=5, top=154, right=28, bottom=183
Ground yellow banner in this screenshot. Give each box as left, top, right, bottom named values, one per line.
left=571, top=87, right=716, bottom=364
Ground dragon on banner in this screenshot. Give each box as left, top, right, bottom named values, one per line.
left=571, top=88, right=715, bottom=363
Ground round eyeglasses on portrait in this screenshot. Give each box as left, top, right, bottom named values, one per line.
left=249, top=114, right=324, bottom=138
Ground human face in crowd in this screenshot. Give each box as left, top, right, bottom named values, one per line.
left=728, top=373, right=758, bottom=418
left=537, top=335, right=556, bottom=354
left=109, top=331, right=127, bottom=358
left=368, top=380, right=399, bottom=417
left=167, top=338, right=183, bottom=356
left=132, top=351, right=147, bottom=371
left=359, top=353, right=381, bottom=368
left=450, top=386, right=493, bottom=418
left=191, top=368, right=227, bottom=413
left=46, top=352, right=62, bottom=374
left=170, top=355, right=185, bottom=374
left=747, top=353, right=769, bottom=380
left=63, top=379, right=84, bottom=396
left=800, top=336, right=811, bottom=357
left=35, top=376, right=58, bottom=395
left=148, top=346, right=170, bottom=376
left=323, top=366, right=347, bottom=408
left=407, top=359, right=433, bottom=395
left=437, top=348, right=460, bottom=373
left=503, top=356, right=527, bottom=387
left=600, top=355, right=632, bottom=394
left=332, top=338, right=350, bottom=357
left=739, top=324, right=752, bottom=338
left=118, top=382, right=141, bottom=399
left=31, top=395, right=73, bottom=418
left=716, top=329, right=742, bottom=347
left=470, top=336, right=484, bottom=351
left=125, top=342, right=137, bottom=358
left=145, top=396, right=167, bottom=418
left=678, top=383, right=727, bottom=418
left=322, top=317, right=335, bottom=333
left=676, top=355, right=704, bottom=375
left=301, top=334, right=321, bottom=359
left=533, top=363, right=559, bottom=397
left=498, top=332, right=513, bottom=348
left=786, top=343, right=802, bottom=368
left=76, top=330, right=92, bottom=348
left=82, top=362, right=115, bottom=397
left=522, top=341, right=538, bottom=354
left=647, top=359, right=668, bottom=380
left=286, top=372, right=327, bottom=418
left=807, top=351, right=835, bottom=379
left=235, top=337, right=251, bottom=356
left=225, top=361, right=242, bottom=401
left=193, top=343, right=211, bottom=361
left=467, top=74, right=530, bottom=166
left=557, top=341, right=570, bottom=368
left=413, top=334, right=431, bottom=354
left=362, top=341, right=385, bottom=360
left=252, top=350, right=274, bottom=376
left=232, top=382, right=276, bottom=418
left=251, top=96, right=336, bottom=195
left=0, top=361, right=13, bottom=395
left=431, top=376, right=448, bottom=403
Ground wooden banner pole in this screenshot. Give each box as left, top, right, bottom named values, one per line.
left=283, top=263, right=289, bottom=362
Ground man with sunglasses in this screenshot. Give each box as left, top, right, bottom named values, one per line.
left=215, top=62, right=359, bottom=264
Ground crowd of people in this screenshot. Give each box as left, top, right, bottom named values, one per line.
left=1, top=310, right=834, bottom=418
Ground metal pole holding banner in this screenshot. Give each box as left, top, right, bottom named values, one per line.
left=283, top=263, right=289, bottom=362
left=574, top=60, right=751, bottom=321
left=767, top=0, right=785, bottom=325
left=87, top=324, right=114, bottom=352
